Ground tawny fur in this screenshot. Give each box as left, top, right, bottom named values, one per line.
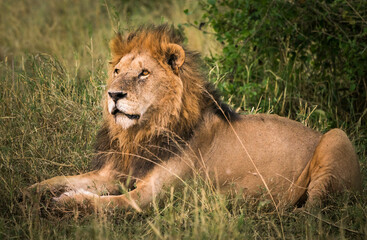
left=28, top=25, right=362, bottom=212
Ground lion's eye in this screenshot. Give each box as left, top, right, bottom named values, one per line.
left=139, top=69, right=150, bottom=78
left=114, top=68, right=120, bottom=76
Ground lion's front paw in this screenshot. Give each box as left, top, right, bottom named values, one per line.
left=20, top=182, right=67, bottom=208
left=18, top=183, right=70, bottom=218
left=53, top=190, right=101, bottom=212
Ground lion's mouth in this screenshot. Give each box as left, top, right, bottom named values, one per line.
left=111, top=108, right=140, bottom=120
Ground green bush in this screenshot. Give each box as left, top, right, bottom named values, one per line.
left=199, top=0, right=367, bottom=129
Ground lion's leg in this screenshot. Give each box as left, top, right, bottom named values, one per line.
left=28, top=165, right=122, bottom=197
left=305, top=129, right=362, bottom=208
left=56, top=156, right=192, bottom=211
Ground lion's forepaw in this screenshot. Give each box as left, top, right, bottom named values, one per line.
left=53, top=190, right=101, bottom=212
left=54, top=189, right=97, bottom=201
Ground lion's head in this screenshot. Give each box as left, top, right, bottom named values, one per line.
left=94, top=25, right=237, bottom=172
left=107, top=42, right=184, bottom=130
left=104, top=25, right=207, bottom=140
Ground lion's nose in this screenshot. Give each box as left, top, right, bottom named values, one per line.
left=108, top=91, right=127, bottom=102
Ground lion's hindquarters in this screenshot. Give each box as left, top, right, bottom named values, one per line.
left=206, top=117, right=361, bottom=208
left=305, top=129, right=362, bottom=207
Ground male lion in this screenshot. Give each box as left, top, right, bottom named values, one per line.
left=29, top=25, right=362, bottom=211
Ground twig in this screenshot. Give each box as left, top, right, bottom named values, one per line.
left=345, top=0, right=367, bottom=25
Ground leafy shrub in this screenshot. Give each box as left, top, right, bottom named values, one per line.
left=198, top=0, right=367, bottom=129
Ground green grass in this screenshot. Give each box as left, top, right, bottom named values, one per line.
left=0, top=0, right=366, bottom=239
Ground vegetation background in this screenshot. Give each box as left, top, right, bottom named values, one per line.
left=0, top=0, right=366, bottom=239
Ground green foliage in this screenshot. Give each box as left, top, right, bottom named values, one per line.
left=200, top=0, right=367, bottom=130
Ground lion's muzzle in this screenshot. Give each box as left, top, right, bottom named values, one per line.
left=108, top=91, right=127, bottom=102
left=111, top=108, right=140, bottom=120
left=108, top=91, right=141, bottom=123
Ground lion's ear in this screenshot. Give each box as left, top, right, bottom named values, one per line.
left=166, top=43, right=185, bottom=74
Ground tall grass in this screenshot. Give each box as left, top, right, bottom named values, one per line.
left=0, top=0, right=366, bottom=239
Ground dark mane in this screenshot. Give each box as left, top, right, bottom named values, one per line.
left=204, top=83, right=240, bottom=122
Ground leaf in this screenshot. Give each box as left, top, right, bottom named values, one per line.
left=208, top=0, right=216, bottom=6
left=350, top=83, right=356, bottom=91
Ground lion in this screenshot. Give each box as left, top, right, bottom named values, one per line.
left=28, top=25, right=362, bottom=212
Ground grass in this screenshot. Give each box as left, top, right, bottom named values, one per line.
left=0, top=0, right=366, bottom=239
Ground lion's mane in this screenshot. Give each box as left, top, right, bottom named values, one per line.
left=93, top=25, right=238, bottom=183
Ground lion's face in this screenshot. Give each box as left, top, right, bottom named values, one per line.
left=107, top=50, right=183, bottom=129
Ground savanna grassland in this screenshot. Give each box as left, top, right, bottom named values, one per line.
left=1, top=0, right=366, bottom=239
